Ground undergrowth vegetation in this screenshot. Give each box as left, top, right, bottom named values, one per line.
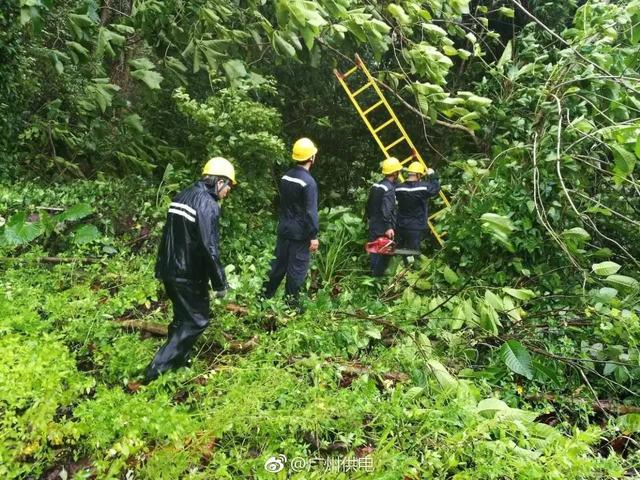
left=2, top=0, right=640, bottom=478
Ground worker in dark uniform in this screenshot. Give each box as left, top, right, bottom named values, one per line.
left=395, top=161, right=440, bottom=252
left=262, top=138, right=319, bottom=312
left=366, top=157, right=402, bottom=276
left=144, top=157, right=236, bottom=382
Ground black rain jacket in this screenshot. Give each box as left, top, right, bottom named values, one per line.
left=155, top=181, right=227, bottom=290
left=396, top=176, right=441, bottom=230
left=366, top=177, right=397, bottom=237
left=276, top=165, right=319, bottom=241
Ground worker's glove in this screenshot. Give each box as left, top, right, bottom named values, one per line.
left=427, top=168, right=435, bottom=176
left=214, top=289, right=227, bottom=299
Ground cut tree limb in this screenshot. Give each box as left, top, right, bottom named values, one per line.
left=0, top=256, right=100, bottom=265
left=118, top=319, right=167, bottom=336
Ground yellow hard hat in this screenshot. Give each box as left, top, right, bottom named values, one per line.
left=202, top=156, right=236, bottom=185
left=406, top=161, right=427, bottom=175
left=381, top=157, right=402, bottom=175
left=292, top=138, right=318, bottom=162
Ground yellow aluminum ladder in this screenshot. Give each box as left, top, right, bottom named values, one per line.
left=334, top=54, right=450, bottom=246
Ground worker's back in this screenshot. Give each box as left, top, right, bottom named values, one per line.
left=155, top=181, right=224, bottom=288
left=277, top=165, right=319, bottom=241
left=396, top=177, right=440, bottom=230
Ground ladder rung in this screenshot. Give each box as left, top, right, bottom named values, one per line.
left=374, top=118, right=395, bottom=133
left=352, top=82, right=372, bottom=97
left=363, top=100, right=384, bottom=116
left=343, top=65, right=359, bottom=78
left=400, top=154, right=416, bottom=165
left=384, top=136, right=406, bottom=150
left=429, top=208, right=449, bottom=220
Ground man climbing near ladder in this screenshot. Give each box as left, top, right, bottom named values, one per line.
left=396, top=161, right=441, bottom=254
left=366, top=157, right=402, bottom=276
left=262, top=138, right=319, bottom=313
left=335, top=54, right=451, bottom=247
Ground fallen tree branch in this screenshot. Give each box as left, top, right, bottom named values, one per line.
left=225, top=303, right=249, bottom=316
left=115, top=320, right=259, bottom=353
left=0, top=256, right=100, bottom=265
left=117, top=319, right=168, bottom=336
left=224, top=334, right=259, bottom=354
left=529, top=394, right=640, bottom=416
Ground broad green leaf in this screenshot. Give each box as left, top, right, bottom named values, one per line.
left=611, top=144, right=636, bottom=183
left=442, top=265, right=459, bottom=284
left=497, top=40, right=512, bottom=69
left=480, top=212, right=515, bottom=233
left=73, top=225, right=101, bottom=245
left=364, top=327, right=382, bottom=339
left=421, top=23, right=447, bottom=37
left=484, top=290, right=503, bottom=310
left=129, top=57, right=155, bottom=70
left=387, top=4, right=411, bottom=25
left=131, top=69, right=163, bottom=90
left=405, top=386, right=424, bottom=400
left=605, top=274, right=639, bottom=289
left=223, top=59, right=247, bottom=84
left=617, top=414, right=640, bottom=433
left=480, top=212, right=515, bottom=251
left=561, top=227, right=590, bottom=242
left=442, top=45, right=458, bottom=56
left=591, top=261, right=621, bottom=276
left=457, top=49, right=472, bottom=60
left=66, top=41, right=89, bottom=62
left=56, top=203, right=92, bottom=222
left=463, top=298, right=479, bottom=327
left=476, top=397, right=509, bottom=417
left=593, top=287, right=618, bottom=303
left=3, top=212, right=44, bottom=245
left=479, top=302, right=500, bottom=335
left=502, top=287, right=536, bottom=301
left=96, top=27, right=124, bottom=58
left=301, top=26, right=315, bottom=50
left=273, top=32, right=296, bottom=57
left=498, top=6, right=514, bottom=18
left=124, top=114, right=144, bottom=133
left=451, top=302, right=465, bottom=330
left=500, top=340, right=533, bottom=379
left=427, top=359, right=459, bottom=391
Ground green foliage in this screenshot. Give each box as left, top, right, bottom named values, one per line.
left=0, top=203, right=97, bottom=248
left=314, top=206, right=365, bottom=285
left=3, top=0, right=640, bottom=477
left=0, top=333, right=94, bottom=479
left=499, top=340, right=534, bottom=380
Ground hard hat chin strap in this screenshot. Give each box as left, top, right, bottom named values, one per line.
left=215, top=178, right=230, bottom=196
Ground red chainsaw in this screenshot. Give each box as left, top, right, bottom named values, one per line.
left=364, top=236, right=421, bottom=256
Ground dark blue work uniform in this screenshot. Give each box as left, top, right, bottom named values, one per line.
left=146, top=181, right=228, bottom=381
left=263, top=165, right=319, bottom=300
left=395, top=175, right=440, bottom=250
left=366, top=178, right=397, bottom=276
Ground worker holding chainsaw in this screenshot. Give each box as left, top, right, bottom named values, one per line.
left=395, top=161, right=440, bottom=252
left=262, top=138, right=319, bottom=312
left=365, top=157, right=402, bottom=276
left=144, top=157, right=236, bottom=383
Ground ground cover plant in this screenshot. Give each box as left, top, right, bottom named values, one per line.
left=2, top=0, right=640, bottom=478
